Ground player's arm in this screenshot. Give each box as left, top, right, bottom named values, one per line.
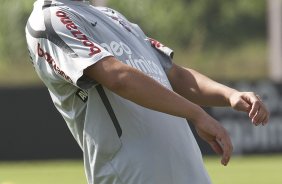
left=84, top=56, right=232, bottom=166
left=85, top=57, right=203, bottom=120
left=167, top=64, right=270, bottom=125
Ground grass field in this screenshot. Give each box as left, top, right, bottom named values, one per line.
left=0, top=155, right=281, bottom=184
left=205, top=155, right=282, bottom=184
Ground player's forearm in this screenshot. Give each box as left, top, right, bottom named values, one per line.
left=85, top=57, right=206, bottom=122
left=113, top=68, right=205, bottom=121
left=168, top=64, right=238, bottom=107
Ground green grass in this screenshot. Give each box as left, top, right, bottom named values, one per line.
left=0, top=155, right=281, bottom=184
left=205, top=155, right=282, bottom=184
left=0, top=160, right=87, bottom=184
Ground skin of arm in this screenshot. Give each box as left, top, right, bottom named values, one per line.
left=167, top=64, right=270, bottom=125
left=84, top=56, right=233, bottom=166
left=167, top=64, right=237, bottom=107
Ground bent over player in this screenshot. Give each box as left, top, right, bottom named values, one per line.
left=25, top=0, right=269, bottom=183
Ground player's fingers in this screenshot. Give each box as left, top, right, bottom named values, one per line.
left=251, top=102, right=269, bottom=126
left=252, top=108, right=263, bottom=125
left=255, top=107, right=270, bottom=126
left=236, top=99, right=251, bottom=112
left=247, top=93, right=266, bottom=120
left=209, top=140, right=223, bottom=155
left=216, top=131, right=233, bottom=166
left=249, top=100, right=260, bottom=119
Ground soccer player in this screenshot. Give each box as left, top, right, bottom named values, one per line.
left=25, top=0, right=269, bottom=183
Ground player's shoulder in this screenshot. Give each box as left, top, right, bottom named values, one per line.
left=95, top=7, right=120, bottom=16
left=96, top=7, right=129, bottom=22
left=37, top=2, right=86, bottom=36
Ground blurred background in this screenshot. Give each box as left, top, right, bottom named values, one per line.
left=0, top=0, right=281, bottom=183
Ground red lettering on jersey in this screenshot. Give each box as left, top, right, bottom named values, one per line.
left=71, top=30, right=81, bottom=37
left=37, top=43, right=73, bottom=83
left=56, top=11, right=67, bottom=17
left=148, top=38, right=162, bottom=48
left=61, top=17, right=73, bottom=25
left=90, top=47, right=102, bottom=56
left=78, top=35, right=88, bottom=41
left=37, top=44, right=45, bottom=57
left=66, top=23, right=77, bottom=30
left=83, top=40, right=94, bottom=47
left=56, top=10, right=101, bottom=57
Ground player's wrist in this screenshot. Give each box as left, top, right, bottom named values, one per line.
left=186, top=105, right=207, bottom=125
left=225, top=89, right=239, bottom=107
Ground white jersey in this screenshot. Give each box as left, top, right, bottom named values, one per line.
left=26, top=0, right=211, bottom=183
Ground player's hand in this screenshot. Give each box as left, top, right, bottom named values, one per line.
left=228, top=91, right=270, bottom=126
left=192, top=113, right=233, bottom=166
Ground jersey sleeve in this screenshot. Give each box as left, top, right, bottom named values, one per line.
left=46, top=7, right=113, bottom=89
left=146, top=37, right=174, bottom=73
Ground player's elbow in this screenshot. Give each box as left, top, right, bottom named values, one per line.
left=84, top=57, right=132, bottom=93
